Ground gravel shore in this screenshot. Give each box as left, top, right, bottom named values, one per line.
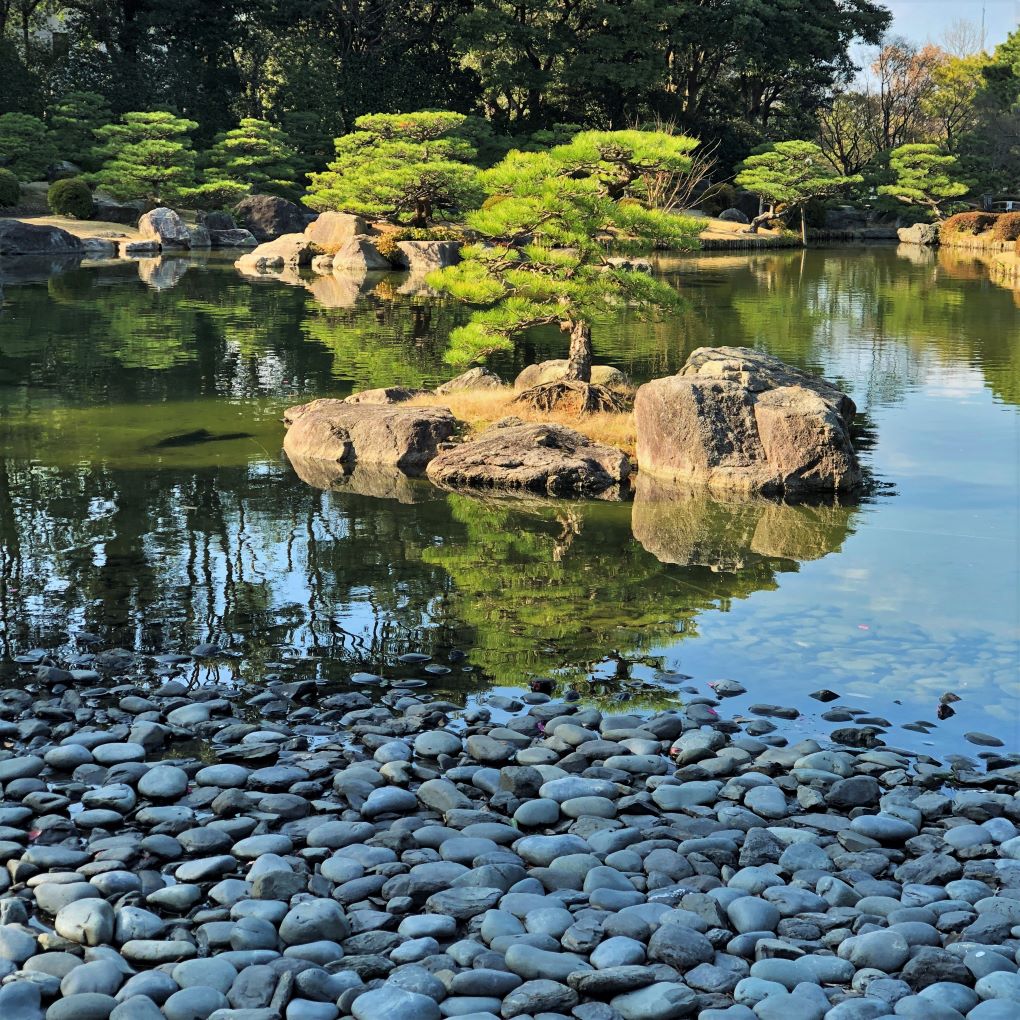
left=0, top=646, right=1018, bottom=1020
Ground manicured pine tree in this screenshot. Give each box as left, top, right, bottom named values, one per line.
left=203, top=118, right=302, bottom=199
left=48, top=91, right=111, bottom=170
left=878, top=143, right=969, bottom=220
left=429, top=130, right=702, bottom=414
left=0, top=113, right=57, bottom=181
left=735, top=140, right=861, bottom=243
left=91, top=111, right=199, bottom=205
left=305, top=111, right=482, bottom=225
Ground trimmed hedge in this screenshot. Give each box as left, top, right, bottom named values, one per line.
left=942, top=211, right=997, bottom=235
left=991, top=213, right=1020, bottom=243
left=0, top=168, right=19, bottom=208
left=47, top=177, right=95, bottom=219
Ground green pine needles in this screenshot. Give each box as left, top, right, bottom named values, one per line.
left=878, top=144, right=969, bottom=220
left=429, top=129, right=702, bottom=413
left=735, top=140, right=861, bottom=240
left=305, top=111, right=482, bottom=226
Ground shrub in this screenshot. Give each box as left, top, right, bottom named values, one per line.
left=700, top=183, right=737, bottom=216
left=0, top=112, right=57, bottom=180
left=942, top=211, right=998, bottom=235
left=991, top=213, right=1020, bottom=242
left=47, top=176, right=94, bottom=218
left=0, top=167, right=19, bottom=207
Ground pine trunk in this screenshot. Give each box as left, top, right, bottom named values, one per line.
left=800, top=205, right=807, bottom=246
left=563, top=321, right=592, bottom=383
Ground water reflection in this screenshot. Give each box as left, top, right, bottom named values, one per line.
left=0, top=248, right=1017, bottom=750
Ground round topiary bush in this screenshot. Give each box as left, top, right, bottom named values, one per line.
left=0, top=168, right=19, bottom=208
left=47, top=176, right=95, bottom=219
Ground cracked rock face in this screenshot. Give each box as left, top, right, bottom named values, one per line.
left=425, top=419, right=631, bottom=497
left=282, top=399, right=458, bottom=473
left=635, top=347, right=862, bottom=496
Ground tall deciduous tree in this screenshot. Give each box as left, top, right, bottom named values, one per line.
left=306, top=112, right=482, bottom=226
left=91, top=111, right=198, bottom=204
left=878, top=143, right=969, bottom=219
left=430, top=130, right=702, bottom=413
left=735, top=140, right=860, bottom=242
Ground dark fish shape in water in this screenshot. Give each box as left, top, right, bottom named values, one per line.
left=149, top=429, right=254, bottom=449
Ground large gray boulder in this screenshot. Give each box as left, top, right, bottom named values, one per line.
left=305, top=211, right=369, bottom=248
left=391, top=239, right=461, bottom=272
left=897, top=222, right=939, bottom=246
left=283, top=399, right=457, bottom=474
left=514, top=361, right=628, bottom=392
left=235, top=233, right=316, bottom=272
left=425, top=418, right=630, bottom=497
left=435, top=367, right=504, bottom=395
left=0, top=218, right=83, bottom=256
left=331, top=237, right=391, bottom=271
left=137, top=207, right=191, bottom=248
left=634, top=346, right=861, bottom=496
left=234, top=194, right=309, bottom=242
left=209, top=228, right=257, bottom=248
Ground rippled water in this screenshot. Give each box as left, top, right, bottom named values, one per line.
left=1, top=245, right=1017, bottom=756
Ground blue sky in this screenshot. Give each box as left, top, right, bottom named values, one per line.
left=881, top=0, right=1017, bottom=49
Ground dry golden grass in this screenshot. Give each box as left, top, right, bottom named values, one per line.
left=408, top=387, right=638, bottom=456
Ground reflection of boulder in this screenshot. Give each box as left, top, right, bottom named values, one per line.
left=138, top=256, right=189, bottom=291
left=896, top=242, right=936, bottom=267
left=426, top=420, right=630, bottom=498
left=635, top=346, right=861, bottom=496
left=283, top=399, right=458, bottom=473
left=306, top=271, right=381, bottom=308
left=632, top=474, right=855, bottom=571
left=287, top=455, right=430, bottom=504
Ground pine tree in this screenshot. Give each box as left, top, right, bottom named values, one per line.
left=0, top=113, right=57, bottom=181
left=91, top=111, right=199, bottom=204
left=203, top=118, right=301, bottom=199
left=306, top=111, right=481, bottom=225
left=48, top=92, right=111, bottom=169
left=878, top=143, right=969, bottom=220
left=735, top=140, right=861, bottom=242
left=429, top=130, right=702, bottom=414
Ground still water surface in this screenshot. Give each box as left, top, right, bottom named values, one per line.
left=1, top=247, right=1017, bottom=756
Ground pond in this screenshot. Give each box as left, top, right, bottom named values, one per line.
left=1, top=246, right=1017, bottom=757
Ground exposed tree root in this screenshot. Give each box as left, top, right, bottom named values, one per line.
left=513, top=381, right=630, bottom=415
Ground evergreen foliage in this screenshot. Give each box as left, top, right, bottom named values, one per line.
left=91, top=111, right=198, bottom=204
left=0, top=167, right=19, bottom=207
left=47, top=177, right=95, bottom=219
left=878, top=143, right=969, bottom=219
left=203, top=118, right=301, bottom=199
left=305, top=112, right=482, bottom=225
left=0, top=113, right=57, bottom=181
left=430, top=129, right=702, bottom=409
left=735, top=140, right=861, bottom=237
left=48, top=92, right=111, bottom=169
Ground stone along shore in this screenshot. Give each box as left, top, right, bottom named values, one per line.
left=0, top=651, right=1018, bottom=1020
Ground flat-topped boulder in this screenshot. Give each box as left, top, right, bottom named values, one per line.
left=514, top=361, right=628, bottom=392
left=425, top=418, right=630, bottom=497
left=305, top=211, right=369, bottom=247
left=331, top=236, right=391, bottom=271
left=283, top=398, right=457, bottom=473
left=0, top=219, right=83, bottom=256
left=391, top=239, right=461, bottom=273
left=635, top=346, right=861, bottom=495
left=235, top=233, right=316, bottom=272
